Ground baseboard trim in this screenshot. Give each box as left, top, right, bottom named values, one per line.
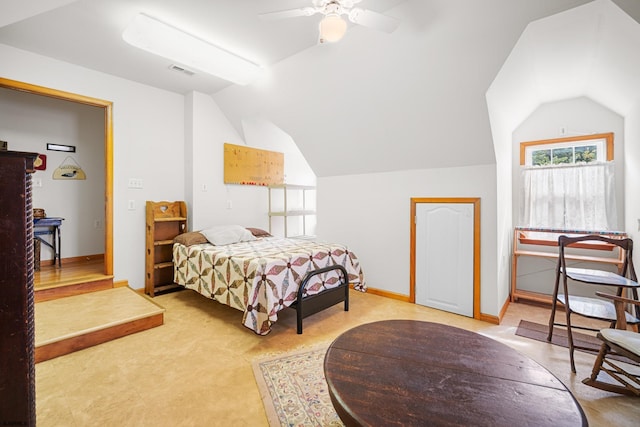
left=361, top=286, right=500, bottom=324
left=358, top=286, right=411, bottom=302
left=498, top=295, right=511, bottom=323
left=478, top=312, right=500, bottom=325
left=113, top=280, right=129, bottom=288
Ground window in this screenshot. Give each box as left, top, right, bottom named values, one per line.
left=521, top=134, right=612, bottom=166
left=519, top=133, right=617, bottom=231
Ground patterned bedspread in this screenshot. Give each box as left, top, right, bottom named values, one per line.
left=173, top=237, right=365, bottom=335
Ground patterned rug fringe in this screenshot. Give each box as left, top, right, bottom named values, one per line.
left=251, top=341, right=333, bottom=363
left=252, top=344, right=343, bottom=427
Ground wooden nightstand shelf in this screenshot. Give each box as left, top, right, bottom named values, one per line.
left=145, top=201, right=187, bottom=297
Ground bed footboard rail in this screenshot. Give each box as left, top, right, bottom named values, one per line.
left=291, top=265, right=349, bottom=334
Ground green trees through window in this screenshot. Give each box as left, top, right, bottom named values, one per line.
left=531, top=144, right=598, bottom=166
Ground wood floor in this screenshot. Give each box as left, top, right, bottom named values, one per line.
left=35, top=256, right=107, bottom=289
left=34, top=257, right=113, bottom=303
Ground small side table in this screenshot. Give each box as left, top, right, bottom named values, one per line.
left=33, top=217, right=64, bottom=268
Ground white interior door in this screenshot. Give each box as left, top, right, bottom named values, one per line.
left=415, top=203, right=474, bottom=317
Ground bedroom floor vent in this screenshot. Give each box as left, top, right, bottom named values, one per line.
left=168, top=64, right=195, bottom=76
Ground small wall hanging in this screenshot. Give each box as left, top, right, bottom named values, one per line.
left=34, top=154, right=47, bottom=171
left=53, top=156, right=86, bottom=180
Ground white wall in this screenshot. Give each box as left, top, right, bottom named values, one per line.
left=186, top=91, right=268, bottom=231
left=485, top=27, right=539, bottom=312
left=0, top=88, right=105, bottom=260
left=0, top=43, right=185, bottom=289
left=317, top=164, right=499, bottom=317
left=185, top=94, right=317, bottom=235
left=624, top=101, right=640, bottom=261
left=242, top=117, right=317, bottom=237
left=241, top=117, right=315, bottom=187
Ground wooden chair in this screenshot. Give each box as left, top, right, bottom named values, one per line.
left=583, top=291, right=640, bottom=396
left=547, top=235, right=640, bottom=373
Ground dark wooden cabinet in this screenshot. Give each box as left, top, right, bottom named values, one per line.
left=0, top=151, right=37, bottom=426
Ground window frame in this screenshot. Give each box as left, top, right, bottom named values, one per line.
left=519, top=132, right=614, bottom=166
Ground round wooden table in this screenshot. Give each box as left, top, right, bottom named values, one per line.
left=324, top=320, right=587, bottom=427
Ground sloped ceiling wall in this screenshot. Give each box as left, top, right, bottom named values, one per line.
left=0, top=0, right=78, bottom=27
left=489, top=0, right=640, bottom=130
left=213, top=0, right=604, bottom=178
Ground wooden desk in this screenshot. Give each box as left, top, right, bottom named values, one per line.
left=324, top=320, right=587, bottom=427
left=34, top=217, right=64, bottom=268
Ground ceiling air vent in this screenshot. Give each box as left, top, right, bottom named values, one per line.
left=168, top=64, right=195, bottom=76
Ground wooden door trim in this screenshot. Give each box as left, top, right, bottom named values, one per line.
left=410, top=197, right=481, bottom=319
left=0, top=77, right=113, bottom=276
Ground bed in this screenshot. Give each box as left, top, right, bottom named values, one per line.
left=172, top=226, right=365, bottom=335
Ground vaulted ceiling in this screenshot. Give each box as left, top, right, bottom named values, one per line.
left=2, top=0, right=640, bottom=177
left=488, top=0, right=640, bottom=134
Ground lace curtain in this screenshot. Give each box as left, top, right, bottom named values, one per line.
left=520, top=161, right=617, bottom=230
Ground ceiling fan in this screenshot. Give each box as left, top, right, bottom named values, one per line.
left=259, top=0, right=401, bottom=43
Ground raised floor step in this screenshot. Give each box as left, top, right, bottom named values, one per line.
left=35, top=275, right=115, bottom=302
left=35, top=287, right=165, bottom=363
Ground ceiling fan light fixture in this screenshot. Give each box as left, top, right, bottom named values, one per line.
left=319, top=13, right=347, bottom=43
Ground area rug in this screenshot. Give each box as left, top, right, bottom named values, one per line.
left=516, top=319, right=602, bottom=354
left=253, top=347, right=344, bottom=427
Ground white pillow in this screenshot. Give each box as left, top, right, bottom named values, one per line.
left=200, top=225, right=256, bottom=246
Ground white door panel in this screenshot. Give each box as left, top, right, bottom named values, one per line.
left=415, top=203, right=474, bottom=317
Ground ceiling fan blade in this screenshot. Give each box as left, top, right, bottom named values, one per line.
left=259, top=7, right=317, bottom=20
left=348, top=8, right=400, bottom=33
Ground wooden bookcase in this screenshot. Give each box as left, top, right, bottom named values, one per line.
left=145, top=201, right=187, bottom=297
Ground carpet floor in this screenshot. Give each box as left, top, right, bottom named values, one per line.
left=35, top=291, right=640, bottom=426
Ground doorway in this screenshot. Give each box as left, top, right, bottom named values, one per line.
left=0, top=77, right=113, bottom=283
left=410, top=198, right=481, bottom=319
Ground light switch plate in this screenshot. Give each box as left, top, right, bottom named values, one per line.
left=128, top=178, right=143, bottom=189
